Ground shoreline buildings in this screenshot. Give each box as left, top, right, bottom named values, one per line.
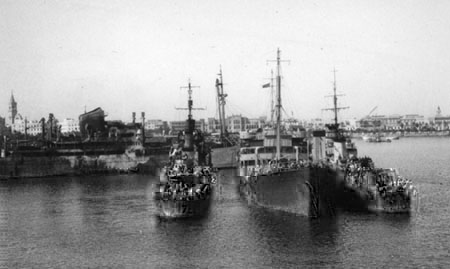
left=1, top=94, right=450, bottom=137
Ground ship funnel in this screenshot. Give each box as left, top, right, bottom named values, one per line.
left=183, top=119, right=196, bottom=151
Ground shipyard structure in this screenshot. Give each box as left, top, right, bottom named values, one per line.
left=0, top=105, right=172, bottom=179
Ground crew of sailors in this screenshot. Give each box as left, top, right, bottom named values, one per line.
left=376, top=174, right=413, bottom=195
left=158, top=155, right=215, bottom=201
left=169, top=145, right=187, bottom=162
left=166, top=162, right=213, bottom=180
left=345, top=157, right=413, bottom=194
left=248, top=159, right=311, bottom=176
left=159, top=182, right=211, bottom=201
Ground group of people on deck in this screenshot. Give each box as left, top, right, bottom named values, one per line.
left=248, top=159, right=312, bottom=176
left=159, top=180, right=211, bottom=201
left=345, top=157, right=412, bottom=196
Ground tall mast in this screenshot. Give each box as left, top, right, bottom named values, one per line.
left=268, top=48, right=288, bottom=159
left=270, top=69, right=275, bottom=125
left=332, top=68, right=339, bottom=126
left=323, top=68, right=349, bottom=129
left=176, top=80, right=203, bottom=131
left=215, top=67, right=228, bottom=139
left=187, top=81, right=194, bottom=120
left=276, top=49, right=281, bottom=159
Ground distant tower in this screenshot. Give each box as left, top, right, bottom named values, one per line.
left=8, top=92, right=17, bottom=126
left=437, top=106, right=442, bottom=116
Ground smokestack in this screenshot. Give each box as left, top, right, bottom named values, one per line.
left=132, top=112, right=136, bottom=124
left=141, top=112, right=145, bottom=143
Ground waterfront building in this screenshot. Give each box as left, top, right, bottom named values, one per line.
left=59, top=118, right=80, bottom=134
left=226, top=115, right=247, bottom=133
left=205, top=116, right=265, bottom=134
left=11, top=113, right=24, bottom=133
left=27, top=120, right=43, bottom=136
left=401, top=114, right=426, bottom=129
left=206, top=117, right=219, bottom=134
left=169, top=119, right=205, bottom=134
left=356, top=115, right=384, bottom=130
left=145, top=119, right=164, bottom=130
left=432, top=106, right=450, bottom=130
left=144, top=119, right=169, bottom=135
left=0, top=116, right=6, bottom=135
left=282, top=117, right=302, bottom=131
left=11, top=116, right=43, bottom=136
left=384, top=115, right=403, bottom=130
left=341, top=118, right=358, bottom=131
left=356, top=114, right=426, bottom=131
left=246, top=117, right=265, bottom=130
left=305, top=118, right=325, bottom=130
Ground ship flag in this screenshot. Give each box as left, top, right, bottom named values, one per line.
left=262, top=83, right=270, bottom=88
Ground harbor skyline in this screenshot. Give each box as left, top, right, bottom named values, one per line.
left=2, top=0, right=450, bottom=122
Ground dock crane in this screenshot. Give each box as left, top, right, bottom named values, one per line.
left=367, top=106, right=378, bottom=118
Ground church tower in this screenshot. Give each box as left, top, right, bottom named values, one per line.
left=8, top=92, right=17, bottom=126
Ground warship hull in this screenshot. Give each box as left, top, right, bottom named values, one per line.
left=240, top=166, right=344, bottom=218
left=155, top=195, right=212, bottom=219
left=340, top=185, right=419, bottom=214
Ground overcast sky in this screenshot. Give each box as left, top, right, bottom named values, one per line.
left=1, top=0, right=450, bottom=123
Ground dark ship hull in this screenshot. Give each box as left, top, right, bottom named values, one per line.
left=340, top=158, right=419, bottom=214
left=340, top=183, right=419, bottom=213
left=241, top=166, right=344, bottom=218
left=155, top=192, right=212, bottom=219
left=0, top=145, right=168, bottom=179
left=154, top=165, right=215, bottom=219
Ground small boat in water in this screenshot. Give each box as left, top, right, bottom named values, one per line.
left=154, top=81, right=216, bottom=218
left=343, top=157, right=419, bottom=213
left=362, top=133, right=397, bottom=143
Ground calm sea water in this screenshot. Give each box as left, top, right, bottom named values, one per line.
left=2, top=137, right=450, bottom=268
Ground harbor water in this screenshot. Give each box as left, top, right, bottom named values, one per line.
left=2, top=137, right=450, bottom=268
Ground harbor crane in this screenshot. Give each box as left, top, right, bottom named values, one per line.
left=367, top=106, right=378, bottom=118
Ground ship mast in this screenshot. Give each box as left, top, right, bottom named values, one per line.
left=215, top=67, right=228, bottom=140
left=267, top=48, right=287, bottom=159
left=276, top=50, right=282, bottom=159
left=185, top=81, right=195, bottom=120
left=270, top=70, right=275, bottom=125
left=323, top=69, right=349, bottom=131
left=176, top=80, right=203, bottom=133
left=267, top=49, right=288, bottom=159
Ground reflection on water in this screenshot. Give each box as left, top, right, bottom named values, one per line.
left=3, top=138, right=450, bottom=268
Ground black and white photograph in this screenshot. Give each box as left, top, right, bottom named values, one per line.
left=1, top=0, right=449, bottom=268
